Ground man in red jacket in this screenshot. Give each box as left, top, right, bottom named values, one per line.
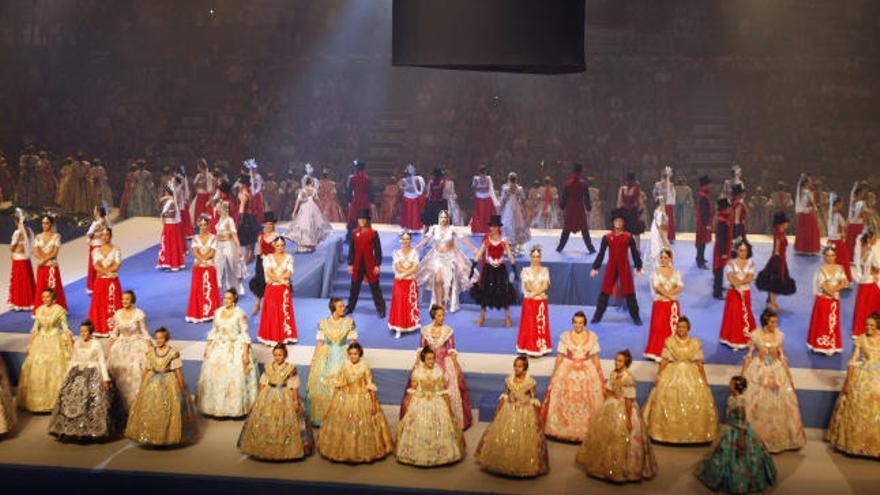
left=346, top=159, right=373, bottom=232
left=590, top=208, right=643, bottom=325
left=556, top=162, right=596, bottom=254
left=695, top=175, right=713, bottom=269
left=346, top=209, right=386, bottom=317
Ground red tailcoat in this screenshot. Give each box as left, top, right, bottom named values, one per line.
left=349, top=226, right=382, bottom=284
left=713, top=211, right=733, bottom=271
left=696, top=186, right=713, bottom=244
left=593, top=230, right=641, bottom=296
left=347, top=171, right=372, bottom=224
left=561, top=175, right=590, bottom=232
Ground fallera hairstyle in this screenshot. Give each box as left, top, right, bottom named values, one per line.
left=79, top=320, right=95, bottom=333
left=419, top=347, right=436, bottom=362
left=42, top=287, right=56, bottom=299
left=529, top=245, right=543, bottom=257
left=348, top=342, right=364, bottom=357
left=429, top=304, right=445, bottom=320
left=617, top=349, right=633, bottom=368
left=225, top=288, right=239, bottom=303
left=760, top=308, right=778, bottom=327
left=659, top=247, right=673, bottom=259
left=822, top=244, right=837, bottom=256
left=731, top=375, right=748, bottom=394
left=399, top=231, right=412, bottom=241
left=123, top=290, right=137, bottom=304
left=42, top=215, right=55, bottom=225
left=866, top=312, right=880, bottom=327
left=328, top=297, right=343, bottom=312
left=104, top=227, right=113, bottom=239
left=154, top=326, right=170, bottom=339
left=273, top=343, right=289, bottom=357
left=733, top=239, right=753, bottom=259
left=273, top=236, right=286, bottom=247
left=572, top=310, right=587, bottom=323
left=677, top=315, right=691, bottom=329
left=514, top=354, right=530, bottom=371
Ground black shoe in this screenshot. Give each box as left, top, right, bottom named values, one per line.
left=632, top=316, right=643, bottom=326
left=697, top=262, right=709, bottom=270
left=590, top=316, right=602, bottom=324
left=555, top=245, right=564, bottom=253
left=377, top=310, right=386, bottom=318
left=344, top=307, right=353, bottom=315
left=587, top=246, right=596, bottom=255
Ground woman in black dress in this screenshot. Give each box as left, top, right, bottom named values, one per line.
left=756, top=212, right=797, bottom=312
left=470, top=215, right=518, bottom=327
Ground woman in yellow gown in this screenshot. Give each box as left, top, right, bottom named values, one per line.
left=475, top=355, right=548, bottom=477
left=16, top=288, right=73, bottom=412
left=827, top=313, right=880, bottom=458
left=317, top=343, right=394, bottom=463
left=643, top=315, right=718, bottom=443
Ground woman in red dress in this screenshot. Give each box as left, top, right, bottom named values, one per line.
left=517, top=246, right=552, bottom=357
left=257, top=237, right=297, bottom=345
left=156, top=182, right=186, bottom=272
left=806, top=246, right=847, bottom=355
left=32, top=215, right=67, bottom=311
left=88, top=228, right=123, bottom=337
left=388, top=232, right=420, bottom=338
left=470, top=216, right=518, bottom=327
left=470, top=165, right=498, bottom=234
left=8, top=208, right=35, bottom=311
left=192, top=159, right=214, bottom=223
left=719, top=240, right=757, bottom=350
left=399, top=165, right=425, bottom=232
left=644, top=248, right=682, bottom=361
left=85, top=205, right=110, bottom=294
left=248, top=212, right=280, bottom=316
left=186, top=215, right=221, bottom=323
left=851, top=230, right=880, bottom=337
left=794, top=174, right=821, bottom=255
left=175, top=172, right=194, bottom=239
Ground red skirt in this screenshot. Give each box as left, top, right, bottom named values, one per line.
left=8, top=259, right=35, bottom=311
left=719, top=289, right=756, bottom=350
left=180, top=201, right=194, bottom=239
left=186, top=265, right=221, bottom=323
left=830, top=239, right=852, bottom=282
left=193, top=192, right=211, bottom=223
left=470, top=197, right=497, bottom=234
left=388, top=278, right=420, bottom=334
left=845, top=223, right=864, bottom=261
left=794, top=212, right=821, bottom=254
left=87, top=246, right=97, bottom=293
left=517, top=298, right=552, bottom=356
left=400, top=197, right=424, bottom=230
left=157, top=223, right=186, bottom=270
left=34, top=264, right=67, bottom=311
left=258, top=284, right=297, bottom=345
left=644, top=300, right=679, bottom=360
left=89, top=277, right=122, bottom=337
left=806, top=295, right=842, bottom=355
left=665, top=205, right=676, bottom=241
left=851, top=282, right=880, bottom=337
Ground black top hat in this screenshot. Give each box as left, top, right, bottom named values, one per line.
left=263, top=211, right=277, bottom=224
left=611, top=208, right=627, bottom=221
left=731, top=184, right=745, bottom=196
left=357, top=208, right=371, bottom=220
left=432, top=167, right=444, bottom=177
left=717, top=198, right=731, bottom=210
left=625, top=172, right=636, bottom=182
left=699, top=175, right=711, bottom=186
left=573, top=162, right=583, bottom=173
left=773, top=211, right=788, bottom=226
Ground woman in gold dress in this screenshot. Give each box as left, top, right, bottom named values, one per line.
left=827, top=313, right=880, bottom=458
left=643, top=315, right=718, bottom=443
left=238, top=344, right=313, bottom=460
left=577, top=350, right=656, bottom=483
left=306, top=297, right=357, bottom=427
left=475, top=355, right=548, bottom=477
left=16, top=288, right=73, bottom=413
left=317, top=343, right=394, bottom=463
left=0, top=355, right=15, bottom=435
left=124, top=327, right=197, bottom=447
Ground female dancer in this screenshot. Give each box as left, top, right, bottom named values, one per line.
left=531, top=176, right=561, bottom=229
left=414, top=210, right=477, bottom=313
left=257, top=237, right=298, bottom=345
left=756, top=212, right=797, bottom=312
left=470, top=215, right=517, bottom=327
left=499, top=172, right=531, bottom=254
left=742, top=309, right=806, bottom=453
left=175, top=171, right=194, bottom=239
left=215, top=202, right=247, bottom=294
left=399, top=164, right=425, bottom=232
left=852, top=230, right=880, bottom=337
left=156, top=182, right=186, bottom=271
left=828, top=193, right=852, bottom=283
left=32, top=215, right=67, bottom=311
left=396, top=347, right=466, bottom=467
left=388, top=232, right=421, bottom=338
left=540, top=311, right=605, bottom=442
left=379, top=175, right=400, bottom=224
left=192, top=159, right=214, bottom=222
left=306, top=297, right=357, bottom=427
left=237, top=173, right=260, bottom=264
left=88, top=228, right=122, bottom=337
left=794, top=174, right=821, bottom=255
left=186, top=215, right=222, bottom=323
left=198, top=288, right=259, bottom=417
left=644, top=248, right=682, bottom=361
left=401, top=305, right=473, bottom=430
left=719, top=240, right=758, bottom=350
left=288, top=176, right=331, bottom=253
left=470, top=165, right=499, bottom=234
left=8, top=208, right=35, bottom=311
left=576, top=349, right=656, bottom=483
left=421, top=168, right=448, bottom=229
left=108, top=290, right=152, bottom=411
left=127, top=161, right=158, bottom=217
left=445, top=171, right=466, bottom=227
left=806, top=245, right=847, bottom=355
left=85, top=204, right=110, bottom=294
left=316, top=167, right=346, bottom=223
left=0, top=354, right=14, bottom=435
left=248, top=212, right=279, bottom=316
left=16, top=288, right=73, bottom=412
left=643, top=195, right=670, bottom=273
left=643, top=316, right=718, bottom=444
left=517, top=246, right=552, bottom=357
left=238, top=344, right=313, bottom=461
left=827, top=313, right=880, bottom=458
left=317, top=343, right=394, bottom=463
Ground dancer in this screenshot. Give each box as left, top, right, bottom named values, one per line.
left=643, top=316, right=717, bottom=444
left=556, top=163, right=595, bottom=253
left=444, top=169, right=466, bottom=226
left=156, top=181, right=186, bottom=272
left=317, top=343, right=394, bottom=463
left=794, top=174, right=821, bottom=255
left=257, top=237, right=298, bottom=345
left=388, top=232, right=421, bottom=338
left=852, top=230, right=880, bottom=337
left=346, top=160, right=374, bottom=232
left=590, top=208, right=644, bottom=325
left=16, top=288, right=73, bottom=412
left=192, top=158, right=214, bottom=222
left=317, top=167, right=346, bottom=223
left=396, top=347, right=466, bottom=467
left=697, top=376, right=777, bottom=494
left=721, top=164, right=745, bottom=198
left=127, top=160, right=159, bottom=217
left=576, top=349, right=656, bottom=483
left=379, top=175, right=400, bottom=224
left=32, top=215, right=67, bottom=311
left=713, top=198, right=734, bottom=299
left=88, top=228, right=122, bottom=337
left=186, top=215, right=222, bottom=323
left=8, top=208, right=35, bottom=311
left=108, top=290, right=152, bottom=411
left=652, top=166, right=676, bottom=242
left=85, top=204, right=110, bottom=294
left=617, top=172, right=644, bottom=237
left=731, top=184, right=748, bottom=242
left=247, top=161, right=265, bottom=225
left=497, top=172, right=530, bottom=254
left=306, top=298, right=357, bottom=427
left=238, top=344, right=313, bottom=461
left=749, top=185, right=770, bottom=235
left=399, top=164, right=425, bottom=232
left=694, top=175, right=713, bottom=269
left=675, top=175, right=694, bottom=232
left=531, top=175, right=561, bottom=229
left=643, top=193, right=670, bottom=272
left=470, top=164, right=499, bottom=234
left=517, top=246, right=552, bottom=357
left=414, top=210, right=476, bottom=313
left=421, top=168, right=448, bottom=229
left=345, top=209, right=386, bottom=317
left=806, top=245, right=847, bottom=355
left=49, top=320, right=123, bottom=441
left=846, top=181, right=868, bottom=260
left=401, top=305, right=473, bottom=429
left=827, top=313, right=880, bottom=458
left=215, top=202, right=247, bottom=294
left=198, top=289, right=259, bottom=417
left=236, top=171, right=260, bottom=264
left=0, top=355, right=15, bottom=435
left=588, top=179, right=605, bottom=231
left=719, top=240, right=758, bottom=350
left=644, top=249, right=682, bottom=361
left=769, top=181, right=795, bottom=233
left=828, top=193, right=852, bottom=283
left=756, top=212, right=797, bottom=312
left=540, top=311, right=605, bottom=442
left=248, top=212, right=279, bottom=316
left=742, top=309, right=806, bottom=453
left=475, top=355, right=548, bottom=477
left=470, top=215, right=517, bottom=327
left=288, top=176, right=331, bottom=253
left=174, top=169, right=194, bottom=239
left=124, top=327, right=197, bottom=447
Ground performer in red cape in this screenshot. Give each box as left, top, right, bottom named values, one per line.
left=346, top=209, right=386, bottom=317
left=88, top=228, right=122, bottom=337
left=470, top=164, right=498, bottom=234
left=399, top=164, right=425, bottom=232
left=346, top=160, right=373, bottom=232
left=186, top=215, right=222, bottom=323
left=828, top=193, right=852, bottom=283
left=617, top=172, right=644, bottom=237
left=806, top=246, right=847, bottom=355
left=731, top=184, right=748, bottom=243
left=192, top=158, right=214, bottom=223
left=85, top=204, right=110, bottom=294
left=156, top=181, right=186, bottom=272
left=33, top=215, right=68, bottom=311
left=556, top=162, right=596, bottom=254
left=590, top=208, right=643, bottom=325
left=794, top=174, right=821, bottom=255
left=644, top=248, right=682, bottom=360
left=257, top=237, right=298, bottom=345
left=695, top=175, right=713, bottom=269
left=713, top=198, right=734, bottom=300
left=388, top=232, right=420, bottom=338
left=8, top=208, right=35, bottom=311
left=851, top=230, right=880, bottom=337
left=718, top=240, right=758, bottom=350
left=846, top=182, right=867, bottom=260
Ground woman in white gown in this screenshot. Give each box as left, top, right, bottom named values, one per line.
left=414, top=211, right=477, bottom=313
left=108, top=290, right=153, bottom=411
left=499, top=172, right=531, bottom=254
left=214, top=202, right=247, bottom=294
left=444, top=174, right=466, bottom=227
left=643, top=197, right=671, bottom=272
left=288, top=177, right=331, bottom=253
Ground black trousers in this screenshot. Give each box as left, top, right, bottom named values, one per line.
left=347, top=265, right=386, bottom=315
left=696, top=243, right=707, bottom=265
left=713, top=267, right=724, bottom=298
left=592, top=292, right=641, bottom=324
left=557, top=229, right=595, bottom=252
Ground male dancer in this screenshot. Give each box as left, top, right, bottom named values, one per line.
left=346, top=209, right=386, bottom=317
left=695, top=175, right=713, bottom=269
left=713, top=198, right=733, bottom=299
left=346, top=159, right=373, bottom=233
left=590, top=208, right=643, bottom=325
left=556, top=163, right=595, bottom=254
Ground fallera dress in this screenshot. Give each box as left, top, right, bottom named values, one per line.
left=16, top=304, right=73, bottom=412
left=197, top=306, right=259, bottom=417
left=108, top=308, right=152, bottom=411
left=306, top=316, right=357, bottom=427
left=644, top=268, right=682, bottom=361
left=516, top=265, right=552, bottom=357
left=0, top=356, right=17, bottom=434
left=288, top=185, right=331, bottom=251
left=827, top=334, right=880, bottom=458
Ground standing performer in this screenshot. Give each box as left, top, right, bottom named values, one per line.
left=306, top=298, right=357, bottom=427
left=695, top=176, right=713, bottom=269
left=421, top=168, right=448, bottom=229
left=236, top=171, right=260, bottom=264
left=192, top=159, right=214, bottom=223
left=769, top=181, right=795, bottom=234
left=8, top=208, right=35, bottom=311
left=721, top=164, right=745, bottom=199
left=806, top=246, right=847, bottom=355
left=794, top=174, right=821, bottom=255
left=828, top=193, right=852, bottom=283
left=346, top=160, right=373, bottom=232
left=247, top=162, right=265, bottom=225
left=713, top=198, right=734, bottom=300
left=749, top=185, right=771, bottom=235
left=215, top=202, right=247, bottom=295
left=156, top=182, right=185, bottom=272
left=16, top=289, right=73, bottom=412
left=471, top=215, right=518, bottom=327
left=33, top=215, right=67, bottom=311
left=731, top=184, right=748, bottom=242
left=531, top=176, right=560, bottom=229
left=851, top=230, right=880, bottom=337
left=346, top=209, right=386, bottom=317
left=317, top=167, right=346, bottom=223
left=85, top=205, right=110, bottom=294
left=675, top=176, right=695, bottom=232
left=588, top=179, right=605, bottom=232
left=652, top=166, right=676, bottom=242
left=399, top=164, right=426, bottom=232
left=470, top=164, right=499, bottom=234
left=499, top=172, right=531, bottom=254
left=288, top=177, right=331, bottom=253
left=379, top=175, right=400, bottom=224
left=756, top=213, right=797, bottom=312
left=644, top=249, right=682, bottom=361
left=174, top=170, right=194, bottom=239
left=846, top=182, right=868, bottom=260
left=719, top=240, right=758, bottom=350
left=517, top=246, right=552, bottom=357
left=643, top=195, right=671, bottom=273
left=444, top=169, right=466, bottom=226
left=186, top=215, right=222, bottom=323
left=108, top=291, right=152, bottom=411
left=388, top=232, right=421, bottom=338
left=89, top=229, right=122, bottom=337
left=556, top=163, right=595, bottom=254
left=415, top=210, right=477, bottom=313
left=590, top=209, right=644, bottom=325
left=248, top=213, right=279, bottom=316
left=257, top=238, right=298, bottom=345
left=617, top=172, right=644, bottom=237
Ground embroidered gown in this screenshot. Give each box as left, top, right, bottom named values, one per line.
left=470, top=175, right=498, bottom=234
left=415, top=225, right=474, bottom=313
left=157, top=196, right=186, bottom=271
left=806, top=265, right=847, bottom=355
left=316, top=178, right=346, bottom=223
left=16, top=304, right=73, bottom=412
left=257, top=253, right=298, bottom=345
left=399, top=175, right=425, bottom=230
left=644, top=268, right=683, bottom=361
left=288, top=185, right=331, bottom=251
left=388, top=248, right=421, bottom=336
left=88, top=246, right=122, bottom=337
left=215, top=216, right=247, bottom=294
left=108, top=308, right=152, bottom=411
left=517, top=265, right=552, bottom=356
left=198, top=306, right=259, bottom=417
left=719, top=258, right=758, bottom=350
left=8, top=226, right=35, bottom=311
left=500, top=183, right=532, bottom=247
left=851, top=245, right=880, bottom=337
left=0, top=356, right=15, bottom=434
left=33, top=232, right=68, bottom=311
left=469, top=236, right=517, bottom=309
left=827, top=334, right=880, bottom=458
left=186, top=234, right=222, bottom=323
left=306, top=316, right=357, bottom=427
left=85, top=217, right=108, bottom=293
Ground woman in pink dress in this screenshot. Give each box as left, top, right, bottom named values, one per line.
left=257, top=237, right=297, bottom=345
left=32, top=215, right=67, bottom=311
left=8, top=208, right=35, bottom=311
left=88, top=228, right=123, bottom=337
left=644, top=248, right=682, bottom=361
left=806, top=245, right=848, bottom=355
left=719, top=240, right=758, bottom=350
left=517, top=246, right=552, bottom=357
